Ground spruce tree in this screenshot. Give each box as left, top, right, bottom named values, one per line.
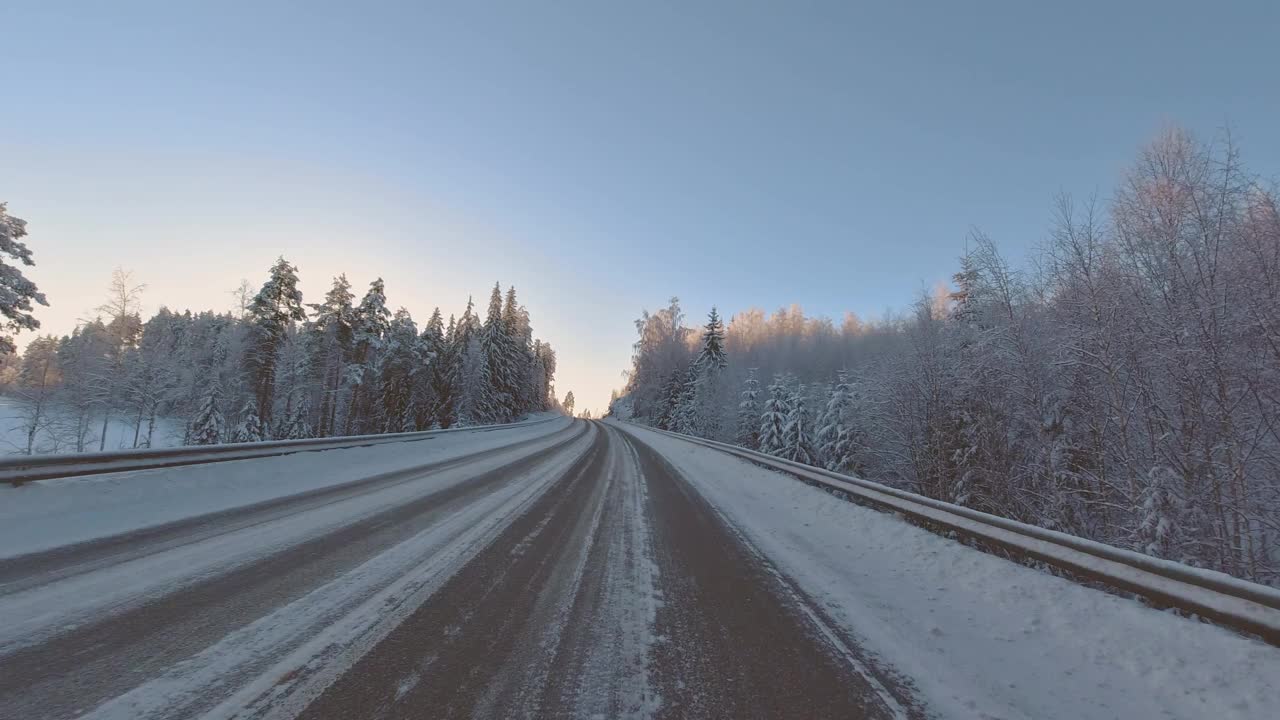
left=694, top=307, right=727, bottom=370
left=378, top=307, right=419, bottom=432
left=414, top=307, right=446, bottom=429
left=688, top=307, right=728, bottom=438
left=478, top=283, right=516, bottom=423
left=735, top=369, right=762, bottom=449
left=230, top=397, right=265, bottom=443
left=503, top=286, right=535, bottom=414
left=189, top=380, right=226, bottom=445
left=670, top=364, right=699, bottom=435
left=816, top=372, right=859, bottom=472
left=781, top=383, right=816, bottom=465
left=281, top=392, right=312, bottom=439
left=758, top=375, right=789, bottom=455
left=437, top=313, right=461, bottom=427
left=1135, top=467, right=1182, bottom=559
left=452, top=298, right=481, bottom=424
left=656, top=370, right=685, bottom=430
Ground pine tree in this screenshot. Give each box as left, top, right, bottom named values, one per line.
left=758, top=375, right=789, bottom=455
left=781, top=383, right=816, bottom=465
left=344, top=278, right=392, bottom=434
left=244, top=257, right=307, bottom=428
left=189, top=380, right=226, bottom=445
left=0, top=202, right=49, bottom=356
left=230, top=397, right=265, bottom=443
left=307, top=275, right=355, bottom=436
left=735, top=369, right=762, bottom=449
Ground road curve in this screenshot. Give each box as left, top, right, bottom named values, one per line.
left=0, top=420, right=921, bottom=720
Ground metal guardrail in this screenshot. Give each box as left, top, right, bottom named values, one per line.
left=617, top=421, right=1280, bottom=646
left=1, top=416, right=564, bottom=486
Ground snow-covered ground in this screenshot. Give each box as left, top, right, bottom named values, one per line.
left=614, top=421, right=1280, bottom=720
left=61, top=428, right=599, bottom=720
left=0, top=417, right=579, bottom=658
left=0, top=414, right=570, bottom=560
left=0, top=395, right=187, bottom=455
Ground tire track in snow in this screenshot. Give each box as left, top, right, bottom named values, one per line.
left=69, top=425, right=599, bottom=720
left=618, top=426, right=918, bottom=720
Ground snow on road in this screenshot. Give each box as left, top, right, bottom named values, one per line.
left=0, top=414, right=568, bottom=559
left=0, top=418, right=574, bottom=654
left=91, top=426, right=598, bottom=720
left=614, top=421, right=1280, bottom=720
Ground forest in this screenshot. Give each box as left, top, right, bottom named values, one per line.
left=614, top=129, right=1280, bottom=586
left=0, top=235, right=559, bottom=453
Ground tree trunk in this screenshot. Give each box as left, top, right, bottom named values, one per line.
left=99, top=408, right=111, bottom=451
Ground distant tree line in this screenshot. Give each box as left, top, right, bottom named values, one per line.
left=0, top=229, right=558, bottom=452
left=614, top=129, right=1280, bottom=586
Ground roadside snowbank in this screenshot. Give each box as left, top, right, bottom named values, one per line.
left=0, top=416, right=569, bottom=559
left=616, top=421, right=1280, bottom=720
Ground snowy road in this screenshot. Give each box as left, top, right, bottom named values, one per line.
left=2, top=419, right=1278, bottom=719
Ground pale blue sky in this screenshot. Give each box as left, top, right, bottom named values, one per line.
left=3, top=1, right=1277, bottom=413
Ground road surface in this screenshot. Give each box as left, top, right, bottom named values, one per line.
left=3, top=419, right=1276, bottom=720
left=0, top=420, right=917, bottom=720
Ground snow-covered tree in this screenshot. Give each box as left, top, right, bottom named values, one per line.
left=563, top=390, right=575, bottom=416
left=669, top=365, right=699, bottom=436
left=244, top=257, right=307, bottom=428
left=13, top=335, right=60, bottom=454
left=306, top=274, right=355, bottom=437
left=0, top=203, right=49, bottom=356
left=780, top=383, right=816, bottom=465
left=687, top=307, right=729, bottom=438
left=280, top=392, right=312, bottom=439
left=611, top=129, right=1280, bottom=585
left=413, top=307, right=446, bottom=429
left=816, top=372, right=860, bottom=474
left=378, top=307, right=419, bottom=432
left=758, top=375, right=789, bottom=456
left=478, top=283, right=517, bottom=424
left=1133, top=466, right=1183, bottom=561
left=189, top=380, right=226, bottom=445
left=735, top=369, right=762, bottom=449
left=57, top=320, right=113, bottom=452
left=344, top=278, right=392, bottom=434
left=230, top=397, right=265, bottom=443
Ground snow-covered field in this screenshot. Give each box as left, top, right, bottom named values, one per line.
left=0, top=395, right=187, bottom=455
left=614, top=421, right=1280, bottom=720
left=0, top=414, right=569, bottom=560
